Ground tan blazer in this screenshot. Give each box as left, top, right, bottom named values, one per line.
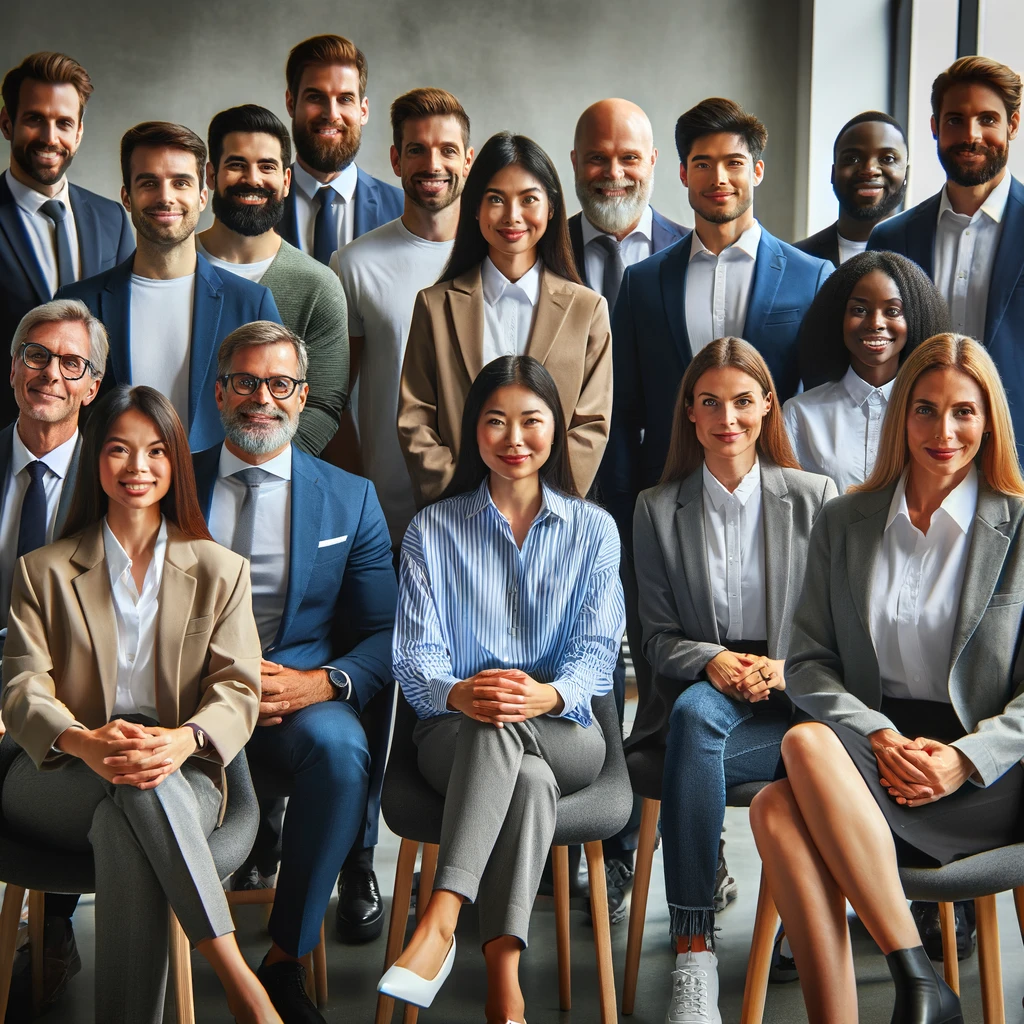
left=2, top=521, right=261, bottom=816
left=397, top=264, right=612, bottom=507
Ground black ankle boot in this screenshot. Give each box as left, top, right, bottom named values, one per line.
left=885, top=946, right=963, bottom=1024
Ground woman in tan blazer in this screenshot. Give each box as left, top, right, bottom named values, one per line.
left=398, top=131, right=612, bottom=507
left=1, top=386, right=281, bottom=1024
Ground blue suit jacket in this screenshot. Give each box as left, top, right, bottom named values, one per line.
left=277, top=165, right=404, bottom=257
left=599, top=226, right=833, bottom=540
left=0, top=174, right=134, bottom=429
left=192, top=443, right=397, bottom=711
left=868, top=176, right=1024, bottom=449
left=57, top=253, right=281, bottom=451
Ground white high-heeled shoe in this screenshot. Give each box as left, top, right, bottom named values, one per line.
left=377, top=936, right=456, bottom=1008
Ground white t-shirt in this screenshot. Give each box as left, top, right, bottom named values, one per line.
left=129, top=274, right=195, bottom=428
left=837, top=233, right=869, bottom=265
left=196, top=240, right=275, bottom=283
left=333, top=217, right=453, bottom=544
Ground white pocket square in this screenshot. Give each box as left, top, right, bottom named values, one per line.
left=318, top=535, right=349, bottom=549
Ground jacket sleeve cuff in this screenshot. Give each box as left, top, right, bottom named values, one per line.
left=950, top=735, right=1000, bottom=788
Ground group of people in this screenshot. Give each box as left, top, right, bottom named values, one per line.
left=0, top=27, right=1022, bottom=1024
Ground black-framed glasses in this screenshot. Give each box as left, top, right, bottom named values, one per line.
left=19, top=342, right=96, bottom=381
left=219, top=373, right=307, bottom=400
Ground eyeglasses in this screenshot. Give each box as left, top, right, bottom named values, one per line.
left=219, top=373, right=307, bottom=400
left=19, top=342, right=96, bottom=381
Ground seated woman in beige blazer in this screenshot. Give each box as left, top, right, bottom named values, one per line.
left=1, top=386, right=279, bottom=1024
left=750, top=335, right=1024, bottom=1024
left=397, top=131, right=612, bottom=507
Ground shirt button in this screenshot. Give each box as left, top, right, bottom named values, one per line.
left=914, top=674, right=920, bottom=682
left=128, top=654, right=135, bottom=663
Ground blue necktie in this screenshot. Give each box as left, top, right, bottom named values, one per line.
left=40, top=199, right=75, bottom=293
left=313, top=187, right=342, bottom=265
left=17, top=461, right=49, bottom=558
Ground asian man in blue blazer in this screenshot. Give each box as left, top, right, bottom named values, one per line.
left=193, top=320, right=396, bottom=1023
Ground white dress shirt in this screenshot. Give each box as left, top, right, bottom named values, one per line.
left=783, top=366, right=894, bottom=493
left=836, top=233, right=869, bottom=265
left=933, top=173, right=1011, bottom=341
left=685, top=221, right=762, bottom=352
left=105, top=516, right=167, bottom=720
left=480, top=257, right=542, bottom=368
left=580, top=204, right=654, bottom=290
left=0, top=427, right=79, bottom=628
left=208, top=444, right=291, bottom=650
left=702, top=459, right=767, bottom=642
left=291, top=161, right=358, bottom=258
left=869, top=465, right=978, bottom=702
left=5, top=169, right=82, bottom=295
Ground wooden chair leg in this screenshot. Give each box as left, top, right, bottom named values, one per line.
left=313, top=919, right=328, bottom=1007
left=417, top=844, right=439, bottom=925
left=623, top=797, right=659, bottom=1015
left=938, top=901, right=960, bottom=995
left=0, top=883, right=27, bottom=1020
left=975, top=894, right=1004, bottom=1024
left=740, top=868, right=778, bottom=1024
left=584, top=841, right=618, bottom=1024
left=169, top=908, right=196, bottom=1024
left=375, top=837, right=419, bottom=1024
left=553, top=844, right=571, bottom=1011
left=402, top=997, right=420, bottom=1023
left=28, top=890, right=44, bottom=1016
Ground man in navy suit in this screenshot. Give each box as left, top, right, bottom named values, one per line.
left=0, top=52, right=133, bottom=429
left=193, top=321, right=396, bottom=1022
left=277, top=34, right=403, bottom=264
left=58, top=121, right=281, bottom=452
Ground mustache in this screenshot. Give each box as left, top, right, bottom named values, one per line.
left=27, top=142, right=70, bottom=156
left=588, top=177, right=636, bottom=192
left=224, top=184, right=275, bottom=200
left=235, top=401, right=287, bottom=422
left=949, top=142, right=999, bottom=156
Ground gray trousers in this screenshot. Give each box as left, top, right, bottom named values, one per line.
left=2, top=751, right=233, bottom=1024
left=414, top=714, right=605, bottom=947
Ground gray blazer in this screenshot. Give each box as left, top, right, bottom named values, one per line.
left=787, top=480, right=1024, bottom=787
left=627, top=460, right=837, bottom=751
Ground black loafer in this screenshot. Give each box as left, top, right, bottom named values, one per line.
left=6, top=915, right=81, bottom=1021
left=911, top=901, right=976, bottom=961
left=335, top=868, right=384, bottom=943
left=256, top=957, right=325, bottom=1024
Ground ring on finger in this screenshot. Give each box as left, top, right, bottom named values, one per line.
left=759, top=667, right=771, bottom=681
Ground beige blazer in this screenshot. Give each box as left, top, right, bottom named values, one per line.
left=397, top=264, right=612, bottom=507
left=2, top=521, right=261, bottom=816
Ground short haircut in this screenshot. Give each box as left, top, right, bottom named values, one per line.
left=675, top=97, right=768, bottom=164
left=217, top=321, right=309, bottom=380
left=286, top=34, right=367, bottom=101
left=11, top=298, right=108, bottom=376
left=120, top=121, right=206, bottom=191
left=390, top=87, right=470, bottom=151
left=208, top=104, right=292, bottom=171
left=2, top=51, right=93, bottom=121
left=832, top=110, right=908, bottom=159
left=931, top=55, right=1022, bottom=122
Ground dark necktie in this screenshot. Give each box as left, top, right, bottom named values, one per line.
left=313, top=187, right=342, bottom=265
left=17, top=461, right=49, bottom=558
left=230, top=468, right=272, bottom=560
left=40, top=199, right=76, bottom=293
left=592, top=234, right=626, bottom=312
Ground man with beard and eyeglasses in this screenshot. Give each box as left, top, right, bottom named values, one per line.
left=796, top=111, right=909, bottom=266
left=192, top=320, right=396, bottom=1023
left=277, top=34, right=403, bottom=264
left=197, top=104, right=349, bottom=458
left=0, top=53, right=132, bottom=430
left=58, top=121, right=281, bottom=453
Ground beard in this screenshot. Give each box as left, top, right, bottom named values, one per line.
left=402, top=172, right=463, bottom=212
left=12, top=140, right=75, bottom=186
left=835, top=176, right=908, bottom=222
left=695, top=191, right=754, bottom=225
left=576, top=174, right=653, bottom=235
left=220, top=400, right=299, bottom=455
left=212, top=184, right=285, bottom=237
left=938, top=140, right=1008, bottom=187
left=292, top=117, right=362, bottom=175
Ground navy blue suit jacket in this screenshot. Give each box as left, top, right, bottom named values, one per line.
left=57, top=253, right=281, bottom=451
left=192, top=444, right=397, bottom=712
left=600, top=226, right=833, bottom=541
left=0, top=174, right=134, bottom=429
left=868, top=176, right=1024, bottom=449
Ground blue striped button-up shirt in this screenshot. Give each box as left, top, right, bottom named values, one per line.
left=394, top=480, right=625, bottom=727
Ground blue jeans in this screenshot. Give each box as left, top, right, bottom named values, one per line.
left=661, top=681, right=788, bottom=943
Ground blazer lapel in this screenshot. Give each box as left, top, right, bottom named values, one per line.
left=0, top=175, right=50, bottom=302
left=69, top=523, right=119, bottom=716
left=984, top=177, right=1024, bottom=346
left=189, top=257, right=223, bottom=432
left=568, top=215, right=588, bottom=285
left=660, top=238, right=692, bottom=365
left=100, top=258, right=134, bottom=385
left=54, top=434, right=82, bottom=537
left=192, top=444, right=220, bottom=521
left=155, top=530, right=198, bottom=724
left=446, top=268, right=486, bottom=381
left=277, top=178, right=300, bottom=249
left=651, top=208, right=685, bottom=253
left=760, top=463, right=792, bottom=656
left=0, top=426, right=13, bottom=526
left=744, top=232, right=785, bottom=336
left=526, top=269, right=574, bottom=367
left=844, top=489, right=892, bottom=643
left=353, top=167, right=379, bottom=239
left=675, top=472, right=720, bottom=644
left=904, top=193, right=940, bottom=278
left=68, top=185, right=103, bottom=279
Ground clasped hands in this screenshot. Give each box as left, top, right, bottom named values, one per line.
left=706, top=651, right=786, bottom=703
left=447, top=668, right=565, bottom=726
left=257, top=659, right=335, bottom=726
left=870, top=728, right=975, bottom=807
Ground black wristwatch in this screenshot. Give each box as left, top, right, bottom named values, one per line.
left=185, top=722, right=207, bottom=752
left=327, top=668, right=352, bottom=702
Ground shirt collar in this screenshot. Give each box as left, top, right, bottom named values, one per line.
left=292, top=160, right=358, bottom=204
left=5, top=168, right=70, bottom=215
left=10, top=425, right=78, bottom=480
left=580, top=204, right=654, bottom=249
left=481, top=256, right=542, bottom=308
left=689, top=220, right=762, bottom=263
left=464, top=477, right=570, bottom=524
left=102, top=515, right=168, bottom=595
left=218, top=442, right=293, bottom=482
left=939, top=171, right=1012, bottom=225
left=840, top=364, right=896, bottom=407
left=885, top=463, right=979, bottom=535
left=702, top=458, right=761, bottom=510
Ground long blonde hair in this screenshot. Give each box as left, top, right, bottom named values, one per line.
left=660, top=337, right=800, bottom=484
left=856, top=333, right=1024, bottom=497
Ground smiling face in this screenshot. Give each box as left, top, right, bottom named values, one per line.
left=208, top=130, right=289, bottom=237
left=680, top=132, right=763, bottom=225
left=476, top=383, right=555, bottom=484
left=832, top=120, right=908, bottom=221
left=687, top=364, right=771, bottom=461
left=391, top=114, right=471, bottom=212
left=477, top=163, right=552, bottom=262
left=287, top=62, right=368, bottom=176
left=842, top=269, right=908, bottom=381
left=11, top=319, right=100, bottom=425
left=123, top=145, right=207, bottom=246
left=933, top=81, right=1019, bottom=187
left=99, top=407, right=172, bottom=513
left=0, top=79, right=83, bottom=187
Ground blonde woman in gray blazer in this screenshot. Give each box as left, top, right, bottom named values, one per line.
left=749, top=334, right=1024, bottom=1024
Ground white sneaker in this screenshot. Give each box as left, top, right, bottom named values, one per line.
left=665, top=950, right=721, bottom=1024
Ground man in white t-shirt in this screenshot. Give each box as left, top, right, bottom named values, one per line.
left=332, top=88, right=473, bottom=546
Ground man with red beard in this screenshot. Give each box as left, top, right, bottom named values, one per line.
left=0, top=52, right=133, bottom=429
left=278, top=34, right=403, bottom=264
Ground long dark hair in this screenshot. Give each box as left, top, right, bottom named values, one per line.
left=798, top=250, right=950, bottom=389
left=438, top=132, right=582, bottom=285
left=440, top=356, right=580, bottom=500
left=62, top=385, right=213, bottom=540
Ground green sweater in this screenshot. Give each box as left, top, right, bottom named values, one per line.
left=260, top=239, right=349, bottom=456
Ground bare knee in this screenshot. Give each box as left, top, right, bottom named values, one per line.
left=780, top=721, right=841, bottom=774
left=749, top=779, right=796, bottom=845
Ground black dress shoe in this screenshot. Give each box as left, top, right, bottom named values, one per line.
left=885, top=946, right=963, bottom=1024
left=335, top=868, right=384, bottom=943
left=256, top=957, right=325, bottom=1024
left=6, top=916, right=81, bottom=1021
left=911, top=901, right=976, bottom=961
left=769, top=924, right=799, bottom=984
